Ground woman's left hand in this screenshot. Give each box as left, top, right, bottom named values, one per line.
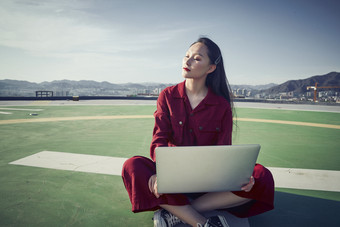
left=241, top=176, right=255, bottom=192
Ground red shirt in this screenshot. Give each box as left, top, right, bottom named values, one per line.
left=150, top=81, right=233, bottom=161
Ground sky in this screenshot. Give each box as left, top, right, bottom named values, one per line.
left=0, top=0, right=339, bottom=85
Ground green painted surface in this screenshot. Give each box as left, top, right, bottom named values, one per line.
left=0, top=105, right=339, bottom=226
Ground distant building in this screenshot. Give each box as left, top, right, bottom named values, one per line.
left=36, top=91, right=53, bottom=97
left=56, top=91, right=70, bottom=96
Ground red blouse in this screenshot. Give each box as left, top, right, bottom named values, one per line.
left=150, top=81, right=233, bottom=161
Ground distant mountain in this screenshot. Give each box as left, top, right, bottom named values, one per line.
left=0, top=79, right=40, bottom=89
left=39, top=80, right=124, bottom=89
left=261, top=72, right=340, bottom=94
left=231, top=83, right=277, bottom=90
left=1, top=72, right=339, bottom=97
left=0, top=79, right=43, bottom=96
left=0, top=79, right=174, bottom=96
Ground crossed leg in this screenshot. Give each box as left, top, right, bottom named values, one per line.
left=160, top=191, right=251, bottom=226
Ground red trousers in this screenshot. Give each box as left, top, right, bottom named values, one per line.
left=121, top=156, right=274, bottom=218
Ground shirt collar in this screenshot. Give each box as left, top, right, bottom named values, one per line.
left=172, top=81, right=186, bottom=98
left=173, top=80, right=220, bottom=105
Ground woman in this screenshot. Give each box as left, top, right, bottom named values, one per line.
left=122, top=37, right=274, bottom=227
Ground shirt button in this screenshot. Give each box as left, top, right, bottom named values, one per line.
left=216, top=127, right=220, bottom=131
left=179, top=121, right=183, bottom=125
left=189, top=129, right=193, bottom=133
left=199, top=126, right=203, bottom=130
left=190, top=113, right=194, bottom=116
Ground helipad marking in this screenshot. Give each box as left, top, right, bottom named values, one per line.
left=0, top=115, right=154, bottom=125
left=0, top=115, right=339, bottom=129
left=0, top=111, right=12, bottom=115
left=29, top=101, right=51, bottom=105
left=9, top=151, right=340, bottom=192
left=268, top=167, right=340, bottom=192
left=0, top=107, right=44, bottom=111
left=10, top=151, right=127, bottom=176
left=236, top=118, right=340, bottom=129
left=0, top=108, right=43, bottom=115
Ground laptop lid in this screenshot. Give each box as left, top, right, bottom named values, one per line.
left=155, top=144, right=260, bottom=193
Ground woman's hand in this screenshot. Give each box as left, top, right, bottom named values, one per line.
left=241, top=176, right=255, bottom=192
left=148, top=174, right=162, bottom=198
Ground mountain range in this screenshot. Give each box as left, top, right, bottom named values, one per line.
left=261, top=71, right=340, bottom=94
left=0, top=71, right=339, bottom=97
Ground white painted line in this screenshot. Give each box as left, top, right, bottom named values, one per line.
left=0, top=108, right=44, bottom=111
left=0, top=111, right=12, bottom=114
left=10, top=151, right=127, bottom=176
left=268, top=167, right=340, bottom=192
left=9, top=151, right=340, bottom=192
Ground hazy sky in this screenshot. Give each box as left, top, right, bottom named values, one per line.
left=0, top=0, right=339, bottom=85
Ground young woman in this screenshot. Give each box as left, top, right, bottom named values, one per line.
left=122, top=37, right=274, bottom=227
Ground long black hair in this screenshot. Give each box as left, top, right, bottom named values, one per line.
left=192, top=37, right=233, bottom=105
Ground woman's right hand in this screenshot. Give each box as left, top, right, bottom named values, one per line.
left=148, top=174, right=162, bottom=198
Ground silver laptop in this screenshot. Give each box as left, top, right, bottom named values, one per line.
left=155, top=144, right=260, bottom=193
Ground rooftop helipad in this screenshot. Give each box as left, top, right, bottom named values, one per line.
left=0, top=100, right=339, bottom=226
